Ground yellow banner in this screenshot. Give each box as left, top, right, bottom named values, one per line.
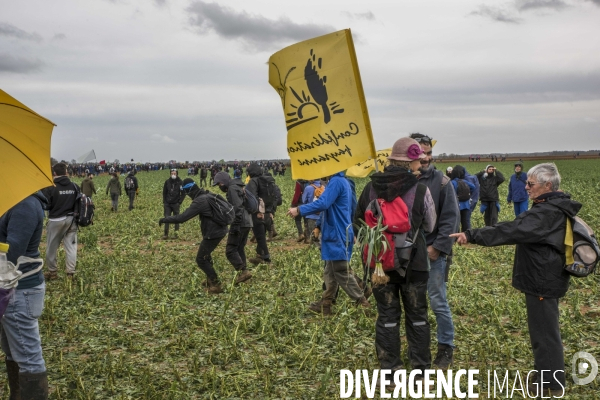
left=346, top=148, right=392, bottom=178
left=268, top=29, right=376, bottom=180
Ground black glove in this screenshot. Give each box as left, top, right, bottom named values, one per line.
left=158, top=218, right=165, bottom=227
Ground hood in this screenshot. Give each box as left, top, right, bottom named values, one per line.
left=33, top=191, right=49, bottom=210
left=370, top=166, right=418, bottom=202
left=450, top=165, right=466, bottom=180
left=231, top=178, right=245, bottom=187
left=247, top=163, right=262, bottom=178
left=535, top=192, right=582, bottom=217
left=53, top=176, right=72, bottom=187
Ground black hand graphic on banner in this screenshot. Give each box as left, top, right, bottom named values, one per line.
left=304, top=49, right=330, bottom=124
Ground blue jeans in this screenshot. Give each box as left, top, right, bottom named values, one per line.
left=513, top=200, right=529, bottom=216
left=427, top=256, right=454, bottom=347
left=0, top=283, right=46, bottom=374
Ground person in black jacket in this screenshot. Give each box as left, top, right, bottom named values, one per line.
left=452, top=163, right=573, bottom=397
left=45, top=163, right=79, bottom=280
left=245, top=163, right=271, bottom=264
left=124, top=170, right=139, bottom=211
left=159, top=178, right=228, bottom=294
left=213, top=172, right=253, bottom=284
left=476, top=165, right=505, bottom=226
left=162, top=169, right=185, bottom=239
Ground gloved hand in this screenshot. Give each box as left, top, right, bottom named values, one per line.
left=158, top=218, right=165, bottom=227
left=313, top=227, right=320, bottom=239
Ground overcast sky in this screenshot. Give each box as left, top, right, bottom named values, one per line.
left=2, top=0, right=600, bottom=162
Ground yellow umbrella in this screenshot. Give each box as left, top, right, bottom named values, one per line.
left=0, top=89, right=56, bottom=216
left=346, top=148, right=392, bottom=178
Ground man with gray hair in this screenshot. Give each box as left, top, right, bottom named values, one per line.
left=451, top=163, right=577, bottom=397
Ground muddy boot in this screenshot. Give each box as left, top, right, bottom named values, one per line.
left=267, top=229, right=273, bottom=242
left=19, top=371, right=48, bottom=400
left=296, top=234, right=304, bottom=243
left=6, top=360, right=20, bottom=400
left=308, top=299, right=332, bottom=315
left=206, top=279, right=223, bottom=294
left=235, top=269, right=252, bottom=285
left=44, top=271, right=58, bottom=281
left=272, top=225, right=278, bottom=239
left=433, top=344, right=454, bottom=370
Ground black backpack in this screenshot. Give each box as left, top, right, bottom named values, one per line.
left=257, top=175, right=276, bottom=208
left=125, top=176, right=135, bottom=191
left=206, top=193, right=235, bottom=227
left=72, top=183, right=94, bottom=227
left=456, top=180, right=471, bottom=202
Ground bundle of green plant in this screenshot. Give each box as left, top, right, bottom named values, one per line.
left=356, top=218, right=390, bottom=286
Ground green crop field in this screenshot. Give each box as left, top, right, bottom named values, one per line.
left=27, top=159, right=600, bottom=399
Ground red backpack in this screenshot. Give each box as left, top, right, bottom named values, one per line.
left=363, top=196, right=411, bottom=269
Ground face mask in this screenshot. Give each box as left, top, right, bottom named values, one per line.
left=171, top=175, right=176, bottom=179
left=219, top=185, right=227, bottom=193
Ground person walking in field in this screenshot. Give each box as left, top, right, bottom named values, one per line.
left=287, top=172, right=370, bottom=315
left=159, top=178, right=228, bottom=294
left=81, top=173, right=97, bottom=198
left=449, top=165, right=476, bottom=232
left=477, top=165, right=505, bottom=226
left=451, top=163, right=575, bottom=398
left=212, top=171, right=253, bottom=284
left=161, top=169, right=185, bottom=240
left=45, top=163, right=79, bottom=280
left=507, top=162, right=529, bottom=217
left=106, top=173, right=122, bottom=212
left=124, top=170, right=138, bottom=211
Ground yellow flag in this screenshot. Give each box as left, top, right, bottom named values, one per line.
left=565, top=218, right=574, bottom=265
left=346, top=148, right=392, bottom=178
left=268, top=29, right=376, bottom=180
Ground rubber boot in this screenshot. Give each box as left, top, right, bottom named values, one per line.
left=6, top=359, right=20, bottom=400
left=19, top=371, right=48, bottom=400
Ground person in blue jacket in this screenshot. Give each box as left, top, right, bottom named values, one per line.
left=508, top=162, right=529, bottom=217
left=450, top=166, right=476, bottom=232
left=463, top=167, right=480, bottom=221
left=287, top=172, right=369, bottom=315
left=301, top=180, right=322, bottom=244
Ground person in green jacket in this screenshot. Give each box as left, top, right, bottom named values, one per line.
left=81, top=173, right=97, bottom=198
left=106, top=173, right=122, bottom=212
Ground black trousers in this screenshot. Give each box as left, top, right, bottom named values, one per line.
left=195, top=236, right=224, bottom=283
left=460, top=209, right=471, bottom=232
left=251, top=214, right=271, bottom=260
left=372, top=271, right=431, bottom=371
left=163, top=203, right=180, bottom=235
left=127, top=191, right=136, bottom=210
left=225, top=227, right=251, bottom=271
left=200, top=177, right=207, bottom=187
left=525, top=294, right=565, bottom=390
left=482, top=201, right=498, bottom=226
left=294, top=214, right=303, bottom=235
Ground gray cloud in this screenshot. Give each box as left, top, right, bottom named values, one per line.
left=53, top=33, right=66, bottom=40
left=587, top=0, right=600, bottom=5
left=469, top=5, right=522, bottom=23
left=0, top=22, right=42, bottom=42
left=515, top=0, right=569, bottom=11
left=186, top=1, right=335, bottom=50
left=154, top=0, right=167, bottom=6
left=0, top=54, right=44, bottom=73
left=342, top=11, right=376, bottom=21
